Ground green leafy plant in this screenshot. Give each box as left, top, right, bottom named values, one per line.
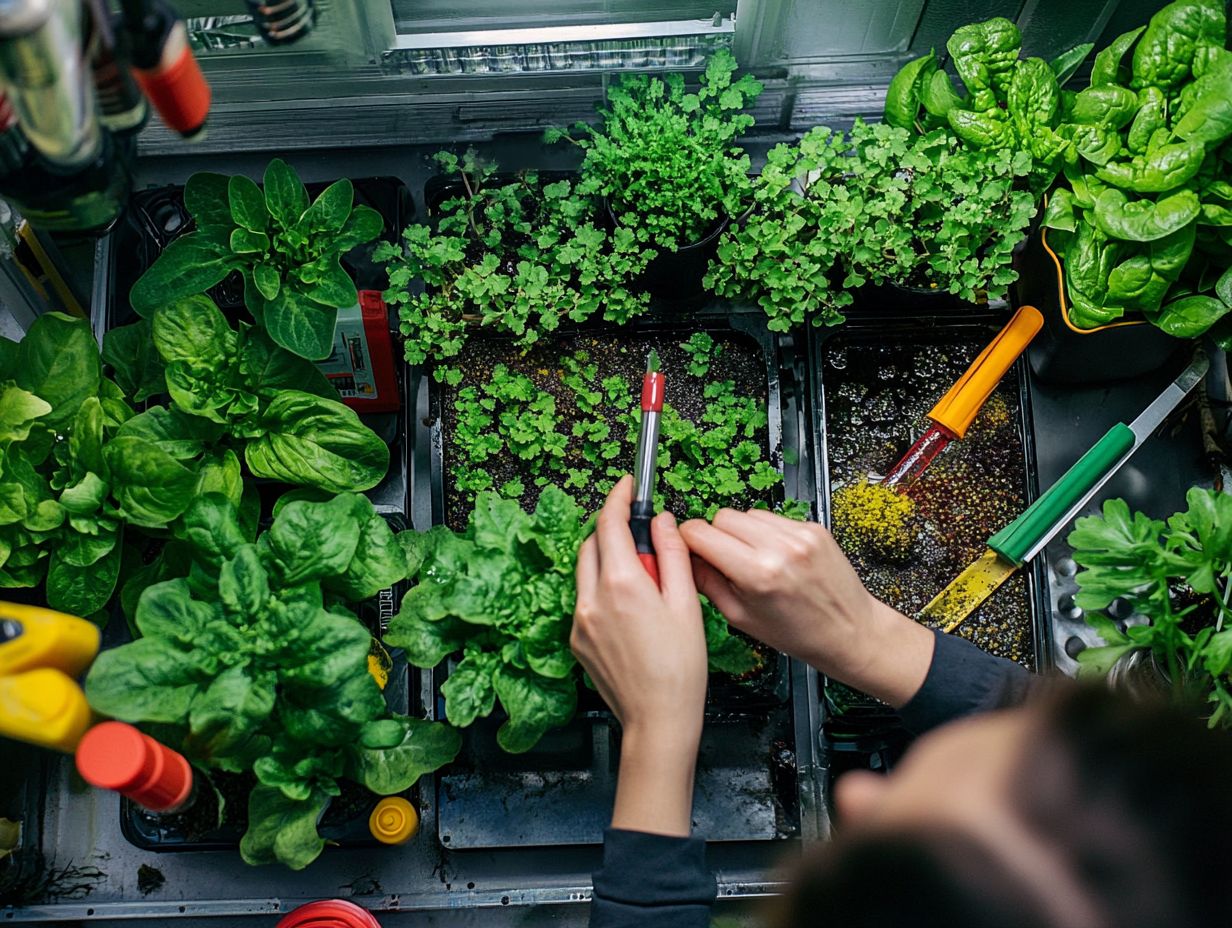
left=385, top=487, right=761, bottom=753
left=547, top=50, right=761, bottom=249
left=706, top=121, right=1036, bottom=330
left=885, top=18, right=1091, bottom=193
left=108, top=295, right=390, bottom=495
left=445, top=341, right=784, bottom=520
left=129, top=159, right=382, bottom=361
left=681, top=332, right=723, bottom=377
left=1039, top=0, right=1232, bottom=334
left=85, top=492, right=461, bottom=870
left=376, top=151, right=652, bottom=374
left=386, top=489, right=585, bottom=753
left=0, top=314, right=227, bottom=617
left=1069, top=489, right=1232, bottom=728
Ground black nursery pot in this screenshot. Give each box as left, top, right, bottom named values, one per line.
left=604, top=198, right=729, bottom=301
left=1015, top=228, right=1185, bottom=385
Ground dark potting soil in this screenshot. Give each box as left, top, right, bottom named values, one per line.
left=823, top=335, right=1035, bottom=669
left=439, top=330, right=775, bottom=529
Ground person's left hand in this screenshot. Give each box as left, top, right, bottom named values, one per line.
left=572, top=476, right=708, bottom=835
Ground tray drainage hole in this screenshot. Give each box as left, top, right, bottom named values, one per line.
left=466, top=882, right=475, bottom=890
left=1064, top=636, right=1087, bottom=659
left=86, top=909, right=94, bottom=917
left=501, top=896, right=510, bottom=906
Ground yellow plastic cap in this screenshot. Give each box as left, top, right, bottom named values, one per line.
left=369, top=797, right=418, bottom=845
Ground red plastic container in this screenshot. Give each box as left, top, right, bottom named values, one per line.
left=277, top=900, right=383, bottom=928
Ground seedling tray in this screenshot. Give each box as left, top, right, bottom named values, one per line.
left=809, top=310, right=1050, bottom=726
left=409, top=313, right=817, bottom=848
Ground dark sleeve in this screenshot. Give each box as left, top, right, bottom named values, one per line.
left=589, top=828, right=716, bottom=928
left=898, top=628, right=1033, bottom=735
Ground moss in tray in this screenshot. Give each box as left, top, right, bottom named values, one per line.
left=824, top=334, right=1035, bottom=668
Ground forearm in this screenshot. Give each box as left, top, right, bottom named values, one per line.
left=611, top=726, right=699, bottom=837
left=807, top=594, right=936, bottom=710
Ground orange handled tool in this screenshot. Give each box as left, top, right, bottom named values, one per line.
left=631, top=351, right=664, bottom=586
left=881, top=305, right=1043, bottom=489
left=121, top=0, right=210, bottom=139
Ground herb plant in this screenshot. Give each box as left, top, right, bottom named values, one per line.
left=1069, top=489, right=1232, bottom=728
left=129, top=159, right=382, bottom=361
left=85, top=492, right=461, bottom=869
left=445, top=340, right=781, bottom=520
left=376, top=151, right=652, bottom=374
left=386, top=487, right=761, bottom=754
left=1040, top=0, right=1232, bottom=336
left=706, top=121, right=1035, bottom=330
left=548, top=49, right=762, bottom=248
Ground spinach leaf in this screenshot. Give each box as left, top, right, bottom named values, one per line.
left=102, top=320, right=166, bottom=404
left=16, top=313, right=101, bottom=428
left=351, top=716, right=464, bottom=795
left=239, top=786, right=328, bottom=871
left=247, top=392, right=388, bottom=493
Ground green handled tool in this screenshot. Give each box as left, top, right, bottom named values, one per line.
left=922, top=353, right=1210, bottom=631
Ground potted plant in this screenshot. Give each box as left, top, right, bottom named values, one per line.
left=127, top=159, right=383, bottom=361
left=85, top=491, right=461, bottom=870
left=705, top=120, right=1036, bottom=332
left=1069, top=489, right=1232, bottom=728
left=546, top=48, right=763, bottom=300
left=1028, top=0, right=1232, bottom=380
left=375, top=151, right=654, bottom=380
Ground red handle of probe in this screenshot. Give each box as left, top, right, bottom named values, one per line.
left=637, top=552, right=660, bottom=586
left=629, top=502, right=659, bottom=588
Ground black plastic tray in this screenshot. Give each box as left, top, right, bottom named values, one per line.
left=807, top=309, right=1050, bottom=734
left=409, top=312, right=809, bottom=848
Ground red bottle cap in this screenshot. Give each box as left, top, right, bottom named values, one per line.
left=75, top=721, right=193, bottom=812
left=277, top=900, right=383, bottom=928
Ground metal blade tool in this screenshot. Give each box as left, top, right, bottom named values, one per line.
left=922, top=352, right=1210, bottom=631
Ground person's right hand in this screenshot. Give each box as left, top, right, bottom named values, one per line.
left=679, top=509, right=934, bottom=708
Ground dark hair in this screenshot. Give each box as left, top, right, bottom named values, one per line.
left=779, top=683, right=1232, bottom=928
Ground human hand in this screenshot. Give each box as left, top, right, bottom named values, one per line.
left=679, top=509, right=933, bottom=708
left=572, top=477, right=708, bottom=835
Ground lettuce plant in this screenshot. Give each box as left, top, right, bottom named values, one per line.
left=385, top=488, right=761, bottom=754
left=129, top=159, right=382, bottom=361
left=0, top=314, right=214, bottom=617
left=376, top=151, right=652, bottom=374
left=85, top=492, right=461, bottom=870
left=548, top=49, right=762, bottom=248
